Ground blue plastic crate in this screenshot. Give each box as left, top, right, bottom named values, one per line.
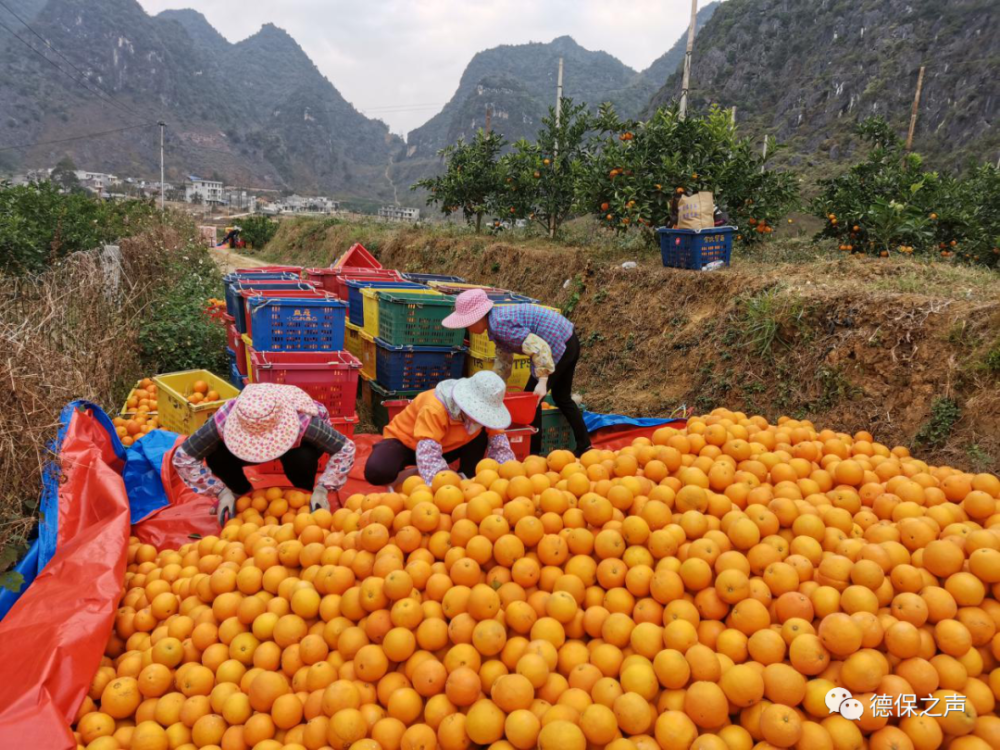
left=345, top=280, right=426, bottom=327
left=222, top=273, right=298, bottom=315
left=656, top=226, right=736, bottom=270
left=248, top=296, right=348, bottom=352
left=374, top=339, right=466, bottom=391
left=227, top=348, right=244, bottom=390
left=401, top=273, right=466, bottom=284
left=226, top=281, right=315, bottom=327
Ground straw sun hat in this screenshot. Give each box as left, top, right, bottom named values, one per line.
left=223, top=383, right=317, bottom=463
left=451, top=371, right=511, bottom=431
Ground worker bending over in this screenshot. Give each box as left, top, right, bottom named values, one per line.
left=443, top=289, right=590, bottom=456
left=173, top=383, right=356, bottom=524
left=365, top=371, right=514, bottom=487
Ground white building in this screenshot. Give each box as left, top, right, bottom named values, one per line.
left=223, top=187, right=257, bottom=213
left=379, top=205, right=420, bottom=222
left=185, top=177, right=223, bottom=205
left=283, top=195, right=339, bottom=214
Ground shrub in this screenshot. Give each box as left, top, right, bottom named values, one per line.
left=139, top=245, right=228, bottom=375
left=241, top=214, right=279, bottom=249
left=0, top=181, right=161, bottom=273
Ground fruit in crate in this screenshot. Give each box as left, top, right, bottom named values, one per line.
left=123, top=378, right=159, bottom=415
left=112, top=413, right=160, bottom=447
left=187, top=380, right=220, bottom=404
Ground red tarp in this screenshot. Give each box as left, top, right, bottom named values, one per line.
left=0, top=406, right=131, bottom=750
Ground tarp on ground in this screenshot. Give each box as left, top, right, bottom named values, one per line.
left=0, top=399, right=681, bottom=747
left=583, top=409, right=688, bottom=432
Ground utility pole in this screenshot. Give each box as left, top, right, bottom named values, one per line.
left=485, top=106, right=492, bottom=134
left=730, top=106, right=737, bottom=126
left=906, top=66, right=926, bottom=152
left=551, top=56, right=564, bottom=239
left=679, top=0, right=698, bottom=121
left=761, top=137, right=769, bottom=174
left=158, top=121, right=166, bottom=211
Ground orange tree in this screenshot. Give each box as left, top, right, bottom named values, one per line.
left=575, top=104, right=798, bottom=245
left=413, top=129, right=506, bottom=233
left=498, top=99, right=592, bottom=237
left=812, top=119, right=937, bottom=257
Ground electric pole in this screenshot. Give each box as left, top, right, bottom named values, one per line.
left=485, top=106, right=492, bottom=134
left=551, top=57, right=564, bottom=239
left=158, top=121, right=166, bottom=211
left=679, top=0, right=698, bottom=121
left=906, top=66, right=926, bottom=153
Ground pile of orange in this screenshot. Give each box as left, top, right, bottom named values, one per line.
left=73, top=409, right=1000, bottom=750
left=189, top=380, right=221, bottom=406
left=125, top=379, right=159, bottom=415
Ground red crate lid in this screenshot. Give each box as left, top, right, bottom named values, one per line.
left=333, top=243, right=382, bottom=270
left=236, top=265, right=303, bottom=274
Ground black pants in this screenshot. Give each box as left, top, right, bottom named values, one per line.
left=206, top=442, right=322, bottom=495
left=364, top=430, right=488, bottom=486
left=526, top=332, right=590, bottom=456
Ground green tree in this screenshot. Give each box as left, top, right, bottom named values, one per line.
left=499, top=99, right=592, bottom=237
left=50, top=157, right=81, bottom=193
left=414, top=129, right=506, bottom=233
left=240, top=214, right=279, bottom=249
left=576, top=104, right=799, bottom=245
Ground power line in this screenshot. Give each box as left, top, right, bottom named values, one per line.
left=0, top=18, right=147, bottom=124
left=0, top=123, right=155, bottom=153
left=0, top=0, right=148, bottom=123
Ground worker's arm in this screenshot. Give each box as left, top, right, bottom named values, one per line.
left=412, top=406, right=452, bottom=484
left=173, top=419, right=226, bottom=496
left=522, top=333, right=556, bottom=378
left=303, top=417, right=356, bottom=509
left=486, top=433, right=516, bottom=464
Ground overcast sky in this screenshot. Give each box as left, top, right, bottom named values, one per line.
left=137, top=0, right=712, bottom=136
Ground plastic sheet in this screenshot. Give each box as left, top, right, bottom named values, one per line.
left=0, top=402, right=131, bottom=750
left=583, top=410, right=681, bottom=432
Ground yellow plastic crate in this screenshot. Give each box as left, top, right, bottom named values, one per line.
left=241, top=334, right=254, bottom=383
left=465, top=352, right=531, bottom=390
left=362, top=287, right=443, bottom=338
left=360, top=330, right=377, bottom=381
left=345, top=322, right=364, bottom=360
left=153, top=369, right=240, bottom=435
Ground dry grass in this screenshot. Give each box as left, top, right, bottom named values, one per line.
left=0, top=227, right=183, bottom=573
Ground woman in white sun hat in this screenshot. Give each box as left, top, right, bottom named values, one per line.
left=364, top=371, right=515, bottom=487
left=173, top=382, right=356, bottom=524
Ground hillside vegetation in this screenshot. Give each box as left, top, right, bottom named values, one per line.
left=253, top=216, right=1000, bottom=474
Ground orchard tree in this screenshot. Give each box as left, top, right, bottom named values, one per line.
left=576, top=104, right=798, bottom=245
left=499, top=99, right=592, bottom=237
left=414, top=129, right=505, bottom=233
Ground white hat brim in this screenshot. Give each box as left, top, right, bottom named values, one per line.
left=452, top=379, right=511, bottom=430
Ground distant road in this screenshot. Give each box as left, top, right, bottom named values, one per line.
left=208, top=245, right=269, bottom=274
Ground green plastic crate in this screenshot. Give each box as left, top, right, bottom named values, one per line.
left=377, top=292, right=466, bottom=347
left=539, top=394, right=585, bottom=454
left=365, top=379, right=421, bottom=432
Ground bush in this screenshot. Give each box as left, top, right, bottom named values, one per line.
left=0, top=181, right=161, bottom=273
left=812, top=118, right=1000, bottom=266
left=139, top=245, right=229, bottom=375
left=241, top=214, right=279, bottom=249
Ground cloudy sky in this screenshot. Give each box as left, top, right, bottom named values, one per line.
left=137, top=0, right=711, bottom=136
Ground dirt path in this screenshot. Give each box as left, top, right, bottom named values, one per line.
left=208, top=246, right=270, bottom=274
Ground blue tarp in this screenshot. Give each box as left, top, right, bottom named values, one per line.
left=583, top=410, right=677, bottom=432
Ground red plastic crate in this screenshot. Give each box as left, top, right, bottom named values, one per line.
left=504, top=393, right=540, bottom=425
left=329, top=269, right=402, bottom=300
left=236, top=265, right=302, bottom=275
left=506, top=426, right=538, bottom=460
left=250, top=350, right=361, bottom=417
left=225, top=321, right=240, bottom=353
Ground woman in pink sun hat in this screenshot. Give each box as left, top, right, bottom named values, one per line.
left=443, top=288, right=590, bottom=456
left=172, top=383, right=356, bottom=524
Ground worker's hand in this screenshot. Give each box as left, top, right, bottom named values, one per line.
left=533, top=378, right=549, bottom=399
left=310, top=486, right=330, bottom=513
left=216, top=488, right=236, bottom=526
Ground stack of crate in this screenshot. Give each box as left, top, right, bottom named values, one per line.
left=355, top=276, right=470, bottom=432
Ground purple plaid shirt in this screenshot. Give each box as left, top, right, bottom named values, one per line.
left=487, top=304, right=574, bottom=363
